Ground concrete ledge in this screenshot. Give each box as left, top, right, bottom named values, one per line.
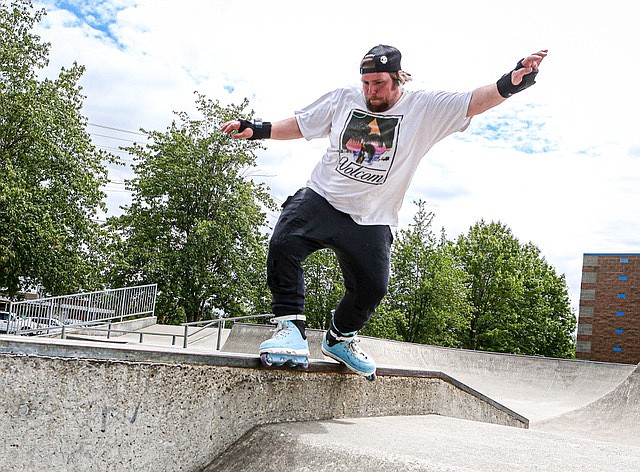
left=0, top=336, right=526, bottom=471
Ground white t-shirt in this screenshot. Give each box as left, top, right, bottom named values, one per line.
left=295, top=86, right=472, bottom=226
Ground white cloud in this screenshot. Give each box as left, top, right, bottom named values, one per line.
left=32, top=0, right=640, bottom=313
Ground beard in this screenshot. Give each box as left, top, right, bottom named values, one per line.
left=366, top=98, right=392, bottom=113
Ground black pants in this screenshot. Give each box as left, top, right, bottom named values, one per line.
left=267, top=187, right=393, bottom=333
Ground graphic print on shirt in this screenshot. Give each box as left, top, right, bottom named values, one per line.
left=337, top=109, right=401, bottom=185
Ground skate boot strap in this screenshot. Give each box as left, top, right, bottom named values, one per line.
left=271, top=314, right=307, bottom=323
left=328, top=327, right=358, bottom=342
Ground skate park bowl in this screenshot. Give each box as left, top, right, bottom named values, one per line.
left=1, top=321, right=639, bottom=471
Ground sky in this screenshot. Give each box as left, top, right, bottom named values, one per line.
left=30, top=0, right=640, bottom=314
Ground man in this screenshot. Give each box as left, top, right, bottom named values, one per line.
left=221, top=45, right=547, bottom=379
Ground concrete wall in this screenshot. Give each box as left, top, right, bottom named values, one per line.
left=0, top=336, right=524, bottom=472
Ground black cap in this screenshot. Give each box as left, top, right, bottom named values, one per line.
left=360, top=45, right=402, bottom=74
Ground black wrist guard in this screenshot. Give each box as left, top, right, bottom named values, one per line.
left=237, top=118, right=272, bottom=140
left=496, top=59, right=538, bottom=98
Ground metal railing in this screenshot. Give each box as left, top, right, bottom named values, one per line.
left=61, top=321, right=184, bottom=346
left=52, top=313, right=274, bottom=350
left=6, top=284, right=157, bottom=335
left=4, top=287, right=273, bottom=351
left=180, top=313, right=274, bottom=349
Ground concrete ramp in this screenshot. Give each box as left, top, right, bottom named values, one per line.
left=222, top=323, right=636, bottom=423
left=362, top=336, right=636, bottom=423
left=535, top=363, right=640, bottom=445
left=206, top=415, right=640, bottom=472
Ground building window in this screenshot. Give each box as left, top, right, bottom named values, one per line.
left=580, top=289, right=596, bottom=300
left=616, top=311, right=625, bottom=316
left=620, top=258, right=629, bottom=263
left=579, top=306, right=594, bottom=317
left=577, top=324, right=592, bottom=335
left=613, top=347, right=623, bottom=352
left=576, top=341, right=591, bottom=353
left=582, top=272, right=597, bottom=283
left=618, top=275, right=628, bottom=281
left=615, top=329, right=624, bottom=334
left=617, top=293, right=627, bottom=299
left=584, top=255, right=598, bottom=266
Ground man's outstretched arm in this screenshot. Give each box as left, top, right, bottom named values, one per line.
left=220, top=116, right=303, bottom=140
left=467, top=49, right=548, bottom=117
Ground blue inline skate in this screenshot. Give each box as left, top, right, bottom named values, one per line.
left=321, top=324, right=377, bottom=381
left=259, top=318, right=310, bottom=369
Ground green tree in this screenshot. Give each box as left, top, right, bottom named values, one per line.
left=512, top=244, right=576, bottom=358
left=0, top=0, right=112, bottom=297
left=384, top=200, right=469, bottom=346
left=302, top=248, right=345, bottom=330
left=454, top=220, right=575, bottom=357
left=360, top=305, right=406, bottom=341
left=107, top=94, right=275, bottom=323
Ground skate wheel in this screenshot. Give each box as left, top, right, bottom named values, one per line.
left=260, top=353, right=273, bottom=367
left=365, top=372, right=377, bottom=381
left=287, top=358, right=309, bottom=369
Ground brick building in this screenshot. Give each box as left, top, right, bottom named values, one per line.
left=577, top=253, right=640, bottom=364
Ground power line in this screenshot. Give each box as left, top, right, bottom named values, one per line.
left=88, top=122, right=145, bottom=136
left=102, top=188, right=132, bottom=194
left=91, top=132, right=139, bottom=143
